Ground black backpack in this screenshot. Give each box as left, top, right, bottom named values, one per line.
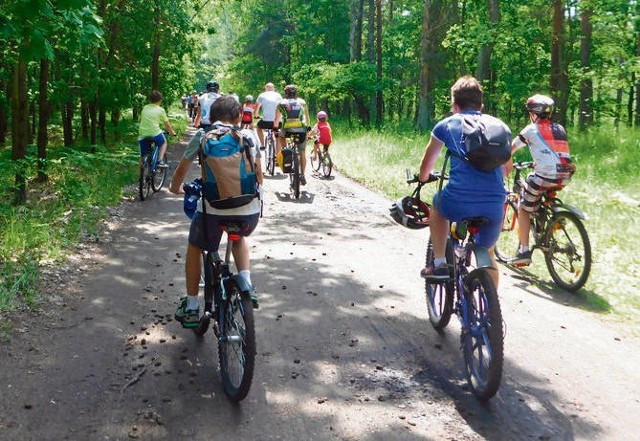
left=449, top=114, right=512, bottom=172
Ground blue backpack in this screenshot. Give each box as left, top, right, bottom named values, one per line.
left=199, top=126, right=259, bottom=209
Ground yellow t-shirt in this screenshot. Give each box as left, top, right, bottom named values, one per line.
left=138, top=104, right=169, bottom=139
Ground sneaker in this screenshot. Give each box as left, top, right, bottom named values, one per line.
left=158, top=160, right=169, bottom=168
left=420, top=263, right=450, bottom=282
left=300, top=175, right=307, bottom=186
left=245, top=290, right=259, bottom=309
left=174, top=297, right=200, bottom=328
left=510, top=250, right=532, bottom=266
left=259, top=145, right=266, bottom=150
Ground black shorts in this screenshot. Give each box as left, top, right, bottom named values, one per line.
left=257, top=120, right=274, bottom=130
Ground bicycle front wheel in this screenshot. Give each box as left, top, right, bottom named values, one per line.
left=321, top=152, right=333, bottom=177
left=461, top=268, right=503, bottom=401
left=152, top=156, right=167, bottom=192
left=494, top=199, right=520, bottom=263
left=139, top=155, right=152, bottom=201
left=544, top=211, right=591, bottom=292
left=218, top=280, right=256, bottom=402
left=310, top=148, right=321, bottom=172
left=424, top=239, right=454, bottom=330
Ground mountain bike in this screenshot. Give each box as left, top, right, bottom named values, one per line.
left=495, top=161, right=591, bottom=292
left=410, top=172, right=504, bottom=401
left=285, top=133, right=305, bottom=199
left=185, top=191, right=256, bottom=401
left=309, top=137, right=333, bottom=178
left=264, top=128, right=277, bottom=176
left=139, top=135, right=168, bottom=201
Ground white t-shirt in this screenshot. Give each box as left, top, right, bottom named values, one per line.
left=198, top=92, right=221, bottom=125
left=256, top=91, right=283, bottom=122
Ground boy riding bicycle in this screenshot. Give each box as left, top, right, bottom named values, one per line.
left=169, top=96, right=264, bottom=327
left=509, top=94, right=575, bottom=265
left=137, top=90, right=176, bottom=167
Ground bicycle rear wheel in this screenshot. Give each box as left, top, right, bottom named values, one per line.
left=321, top=152, right=333, bottom=177
left=139, top=155, right=152, bottom=201
left=424, top=239, right=454, bottom=330
left=266, top=138, right=275, bottom=176
left=544, top=211, right=591, bottom=292
left=152, top=156, right=167, bottom=192
left=461, top=268, right=503, bottom=401
left=218, top=280, right=256, bottom=402
left=494, top=199, right=520, bottom=263
left=291, top=152, right=300, bottom=199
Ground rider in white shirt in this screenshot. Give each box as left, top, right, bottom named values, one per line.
left=254, top=82, right=283, bottom=148
left=194, top=81, right=221, bottom=131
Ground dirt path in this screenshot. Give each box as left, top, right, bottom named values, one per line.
left=1, top=128, right=639, bottom=441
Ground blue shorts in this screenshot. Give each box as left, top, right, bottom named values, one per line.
left=188, top=211, right=259, bottom=252
left=433, top=191, right=503, bottom=249
left=138, top=133, right=166, bottom=157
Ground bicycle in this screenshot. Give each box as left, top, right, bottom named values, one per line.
left=139, top=135, right=168, bottom=201
left=309, top=136, right=333, bottom=178
left=495, top=161, right=591, bottom=292
left=284, top=132, right=305, bottom=199
left=407, top=172, right=504, bottom=401
left=264, top=128, right=277, bottom=176
left=184, top=182, right=256, bottom=401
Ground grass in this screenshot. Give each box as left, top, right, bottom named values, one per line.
left=0, top=105, right=187, bottom=315
left=331, top=119, right=640, bottom=327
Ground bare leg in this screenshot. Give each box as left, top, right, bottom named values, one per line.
left=429, top=207, right=449, bottom=260
left=231, top=237, right=250, bottom=272
left=517, top=205, right=531, bottom=248
left=185, top=243, right=202, bottom=297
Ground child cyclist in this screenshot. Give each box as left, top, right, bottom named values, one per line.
left=241, top=95, right=256, bottom=129
left=169, top=95, right=264, bottom=327
left=137, top=90, right=176, bottom=167
left=509, top=94, right=575, bottom=265
left=310, top=111, right=332, bottom=161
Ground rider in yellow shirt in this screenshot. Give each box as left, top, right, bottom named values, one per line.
left=138, top=90, right=176, bottom=167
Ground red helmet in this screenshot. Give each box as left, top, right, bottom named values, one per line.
left=317, top=111, right=328, bottom=120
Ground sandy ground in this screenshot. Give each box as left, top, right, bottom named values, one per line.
left=0, top=127, right=638, bottom=441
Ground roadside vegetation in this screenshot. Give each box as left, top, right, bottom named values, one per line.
left=332, top=119, right=640, bottom=326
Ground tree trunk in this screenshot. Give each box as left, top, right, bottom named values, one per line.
left=62, top=100, right=74, bottom=146
left=476, top=0, right=500, bottom=86
left=151, top=1, right=161, bottom=91
left=11, top=60, right=29, bottom=205
left=0, top=72, right=8, bottom=145
left=98, top=105, right=106, bottom=144
left=89, top=99, right=97, bottom=149
left=37, top=59, right=50, bottom=182
left=578, top=8, right=593, bottom=131
left=367, top=0, right=376, bottom=125
left=375, top=0, right=383, bottom=127
left=417, top=0, right=445, bottom=131
left=81, top=100, right=89, bottom=140
left=628, top=76, right=634, bottom=127
left=615, top=88, right=622, bottom=129
left=550, top=0, right=568, bottom=126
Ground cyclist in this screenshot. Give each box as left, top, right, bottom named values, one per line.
left=509, top=94, right=575, bottom=265
left=418, top=76, right=510, bottom=288
left=241, top=95, right=256, bottom=129
left=310, top=110, right=332, bottom=161
left=254, top=82, right=283, bottom=149
left=169, top=95, right=264, bottom=327
left=137, top=90, right=176, bottom=168
left=274, top=84, right=311, bottom=185
left=194, top=81, right=221, bottom=131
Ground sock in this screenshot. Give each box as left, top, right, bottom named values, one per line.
left=187, top=295, right=199, bottom=311
left=519, top=246, right=529, bottom=253
left=238, top=270, right=252, bottom=288
left=434, top=257, right=446, bottom=267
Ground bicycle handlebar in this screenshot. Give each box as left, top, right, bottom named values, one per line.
left=405, top=168, right=447, bottom=185
left=513, top=161, right=534, bottom=171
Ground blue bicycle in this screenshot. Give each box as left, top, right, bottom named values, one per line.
left=139, top=136, right=168, bottom=201
left=407, top=173, right=504, bottom=401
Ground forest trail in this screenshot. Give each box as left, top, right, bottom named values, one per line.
left=0, top=128, right=638, bottom=441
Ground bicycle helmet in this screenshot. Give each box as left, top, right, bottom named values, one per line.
left=389, top=196, right=430, bottom=230
left=526, top=94, right=554, bottom=118
left=206, top=81, right=220, bottom=92
left=317, top=111, right=328, bottom=120
left=245, top=95, right=254, bottom=102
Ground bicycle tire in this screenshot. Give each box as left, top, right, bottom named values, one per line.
left=139, top=155, right=152, bottom=201
left=217, top=280, right=256, bottom=402
left=266, top=138, right=275, bottom=176
left=544, top=211, right=592, bottom=292
left=310, top=149, right=321, bottom=172
left=321, top=152, right=333, bottom=177
left=494, top=199, right=520, bottom=263
left=193, top=253, right=216, bottom=337
left=461, top=268, right=503, bottom=401
left=424, top=239, right=454, bottom=330
left=291, top=151, right=300, bottom=199
left=151, top=161, right=166, bottom=193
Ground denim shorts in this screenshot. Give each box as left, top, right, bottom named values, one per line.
left=138, top=133, right=166, bottom=156
left=188, top=211, right=259, bottom=252
left=433, top=191, right=503, bottom=249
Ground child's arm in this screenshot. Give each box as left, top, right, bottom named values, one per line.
left=164, top=120, right=176, bottom=137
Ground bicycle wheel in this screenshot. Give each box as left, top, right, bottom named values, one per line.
left=310, top=148, right=321, bottom=172
left=494, top=199, right=520, bottom=263
left=424, top=239, right=454, bottom=330
left=266, top=138, right=275, bottom=176
left=291, top=152, right=300, bottom=199
left=461, top=268, right=503, bottom=401
left=139, top=155, right=152, bottom=201
left=218, top=280, right=256, bottom=402
left=152, top=155, right=167, bottom=192
left=544, top=211, right=592, bottom=292
left=321, top=152, right=333, bottom=177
